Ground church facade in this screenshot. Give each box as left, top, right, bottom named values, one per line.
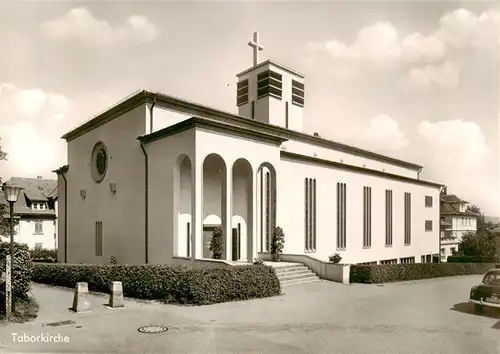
left=55, top=33, right=442, bottom=266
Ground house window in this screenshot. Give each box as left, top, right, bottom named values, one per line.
left=187, top=222, right=191, bottom=258
left=265, top=171, right=270, bottom=252
left=400, top=256, right=415, bottom=264
left=425, top=220, right=433, bottom=232
left=357, top=261, right=377, bottom=265
left=440, top=248, right=445, bottom=256
left=380, top=259, right=397, bottom=265
left=404, top=192, right=412, bottom=245
left=291, top=80, right=305, bottom=107
left=236, top=79, right=249, bottom=106
left=34, top=221, right=43, bottom=234
left=425, top=196, right=433, bottom=207
left=33, top=203, right=38, bottom=210
left=337, top=182, right=347, bottom=250
left=450, top=247, right=456, bottom=255
left=385, top=190, right=393, bottom=246
left=304, top=178, right=316, bottom=251
left=363, top=186, right=372, bottom=248
left=257, top=70, right=283, bottom=99
left=95, top=221, right=103, bottom=256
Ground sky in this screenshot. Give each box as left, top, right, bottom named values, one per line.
left=0, top=1, right=499, bottom=216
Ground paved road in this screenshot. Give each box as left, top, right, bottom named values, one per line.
left=1, top=276, right=500, bottom=353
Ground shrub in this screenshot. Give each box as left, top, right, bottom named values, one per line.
left=271, top=226, right=285, bottom=254
left=209, top=227, right=224, bottom=260
left=329, top=253, right=342, bottom=264
left=31, top=263, right=281, bottom=305
left=447, top=255, right=498, bottom=263
left=30, top=248, right=57, bottom=263
left=350, top=262, right=496, bottom=284
left=0, top=242, right=33, bottom=314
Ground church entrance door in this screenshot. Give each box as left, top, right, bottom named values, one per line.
left=232, top=227, right=241, bottom=261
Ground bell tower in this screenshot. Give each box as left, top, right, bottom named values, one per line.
left=236, top=31, right=305, bottom=132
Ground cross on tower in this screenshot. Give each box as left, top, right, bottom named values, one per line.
left=248, top=31, right=264, bottom=67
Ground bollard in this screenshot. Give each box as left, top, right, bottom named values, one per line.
left=108, top=281, right=124, bottom=308
left=71, top=282, right=91, bottom=313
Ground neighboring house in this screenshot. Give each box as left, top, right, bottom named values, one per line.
left=440, top=189, right=478, bottom=261
left=54, top=31, right=442, bottom=266
left=0, top=176, right=58, bottom=250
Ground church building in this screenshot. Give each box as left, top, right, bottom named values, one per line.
left=54, top=32, right=442, bottom=266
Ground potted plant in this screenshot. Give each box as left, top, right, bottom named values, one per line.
left=209, top=226, right=224, bottom=260
left=271, top=226, right=285, bottom=262
left=328, top=253, right=342, bottom=264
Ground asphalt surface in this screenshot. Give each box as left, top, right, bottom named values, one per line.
left=1, top=275, right=499, bottom=353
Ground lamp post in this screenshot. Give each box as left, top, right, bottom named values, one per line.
left=2, top=182, right=22, bottom=316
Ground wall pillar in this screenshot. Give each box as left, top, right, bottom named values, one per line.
left=191, top=159, right=203, bottom=260
left=247, top=169, right=256, bottom=263
left=222, top=165, right=233, bottom=261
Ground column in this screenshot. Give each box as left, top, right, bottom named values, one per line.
left=247, top=170, right=257, bottom=263
left=191, top=159, right=203, bottom=260
left=222, top=165, right=233, bottom=261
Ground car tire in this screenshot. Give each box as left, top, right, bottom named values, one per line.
left=475, top=303, right=484, bottom=312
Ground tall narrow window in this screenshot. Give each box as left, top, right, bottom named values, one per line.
left=260, top=171, right=264, bottom=252
left=251, top=101, right=255, bottom=119
left=425, top=220, right=433, bottom=232
left=337, top=182, right=347, bottom=249
left=385, top=190, right=393, bottom=246
left=285, top=101, right=289, bottom=128
left=292, top=80, right=305, bottom=107
left=363, top=186, right=372, bottom=248
left=95, top=221, right=103, bottom=256
left=236, top=79, right=249, bottom=106
left=265, top=171, right=270, bottom=251
left=404, top=192, right=412, bottom=245
left=304, top=178, right=316, bottom=251
left=425, top=196, right=433, bottom=207
left=35, top=220, right=43, bottom=234
left=187, top=222, right=191, bottom=257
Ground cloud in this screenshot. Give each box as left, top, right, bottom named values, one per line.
left=0, top=84, right=70, bottom=179
left=336, top=114, right=409, bottom=154
left=40, top=8, right=158, bottom=46
left=401, top=33, right=446, bottom=63
left=308, top=22, right=402, bottom=62
left=404, top=61, right=459, bottom=90
left=436, top=8, right=500, bottom=50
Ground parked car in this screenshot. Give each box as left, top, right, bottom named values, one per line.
left=469, top=268, right=500, bottom=312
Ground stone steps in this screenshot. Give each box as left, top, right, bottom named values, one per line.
left=272, top=263, right=320, bottom=287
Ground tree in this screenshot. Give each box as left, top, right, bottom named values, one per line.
left=0, top=144, right=15, bottom=237
left=466, top=204, right=498, bottom=232
left=458, top=231, right=496, bottom=257
left=209, top=227, right=224, bottom=260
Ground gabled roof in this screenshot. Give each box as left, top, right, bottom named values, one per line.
left=441, top=194, right=468, bottom=204
left=440, top=198, right=478, bottom=217
left=1, top=177, right=57, bottom=217
left=61, top=90, right=425, bottom=171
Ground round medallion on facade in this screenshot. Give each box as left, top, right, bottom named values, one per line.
left=90, top=142, right=108, bottom=183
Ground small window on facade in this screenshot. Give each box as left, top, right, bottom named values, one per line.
left=425, top=220, right=433, bottom=232
left=425, top=196, right=433, bottom=207
left=35, top=221, right=43, bottom=234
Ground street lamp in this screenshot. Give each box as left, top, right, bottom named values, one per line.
left=2, top=182, right=22, bottom=315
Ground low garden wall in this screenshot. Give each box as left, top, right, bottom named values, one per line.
left=258, top=253, right=350, bottom=284
left=350, top=262, right=497, bottom=284
left=31, top=262, right=281, bottom=305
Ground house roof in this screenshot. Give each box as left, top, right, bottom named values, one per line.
left=1, top=177, right=57, bottom=217
left=61, top=90, right=425, bottom=171
left=441, top=194, right=468, bottom=204
left=235, top=59, right=305, bottom=78
left=440, top=197, right=478, bottom=217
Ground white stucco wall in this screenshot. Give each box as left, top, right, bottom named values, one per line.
left=281, top=141, right=418, bottom=179
left=12, top=219, right=57, bottom=250
left=278, top=157, right=440, bottom=264
left=64, top=104, right=148, bottom=264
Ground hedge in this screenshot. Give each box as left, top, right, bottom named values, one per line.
left=447, top=255, right=498, bottom=263
left=350, top=262, right=497, bottom=284
left=30, top=248, right=57, bottom=263
left=0, top=242, right=33, bottom=313
left=32, top=263, right=281, bottom=305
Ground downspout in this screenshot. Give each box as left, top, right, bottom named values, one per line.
left=141, top=95, right=156, bottom=264
left=61, top=172, right=68, bottom=263
left=140, top=143, right=149, bottom=264
left=417, top=168, right=422, bottom=180
left=438, top=184, right=445, bottom=263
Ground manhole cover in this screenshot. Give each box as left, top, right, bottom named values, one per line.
left=138, top=325, right=168, bottom=334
